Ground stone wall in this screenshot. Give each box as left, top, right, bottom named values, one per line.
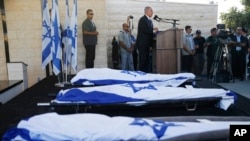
left=106, top=0, right=218, bottom=67
left=3, top=0, right=107, bottom=86
left=0, top=10, right=8, bottom=80
left=1, top=0, right=217, bottom=87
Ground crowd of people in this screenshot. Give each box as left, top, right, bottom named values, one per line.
left=182, top=25, right=250, bottom=81
left=114, top=6, right=158, bottom=72
left=81, top=7, right=250, bottom=81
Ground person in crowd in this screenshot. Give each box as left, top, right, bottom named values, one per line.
left=193, top=30, right=206, bottom=76
left=242, top=28, right=250, bottom=68
left=204, top=27, right=221, bottom=78
left=136, top=6, right=158, bottom=73
left=129, top=29, right=138, bottom=70
left=82, top=9, right=98, bottom=68
left=112, top=36, right=120, bottom=69
left=118, top=23, right=134, bottom=71
left=229, top=27, right=247, bottom=81
left=181, top=25, right=195, bottom=72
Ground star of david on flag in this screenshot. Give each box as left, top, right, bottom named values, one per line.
left=41, top=0, right=52, bottom=69
left=51, top=0, right=62, bottom=75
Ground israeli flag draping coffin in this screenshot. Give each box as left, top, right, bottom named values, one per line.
left=55, top=83, right=235, bottom=110
left=70, top=68, right=195, bottom=87
left=4, top=113, right=250, bottom=141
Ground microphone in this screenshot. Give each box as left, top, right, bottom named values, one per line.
left=153, top=15, right=161, bottom=21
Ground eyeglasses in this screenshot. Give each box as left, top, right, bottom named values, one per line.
left=88, top=13, right=94, bottom=15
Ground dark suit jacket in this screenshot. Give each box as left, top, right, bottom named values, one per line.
left=231, top=35, right=248, bottom=54
left=136, top=15, right=154, bottom=52
left=82, top=19, right=97, bottom=46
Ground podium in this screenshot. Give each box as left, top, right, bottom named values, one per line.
left=155, top=28, right=183, bottom=74
left=7, top=62, right=28, bottom=90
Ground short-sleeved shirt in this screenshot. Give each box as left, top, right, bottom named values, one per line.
left=206, top=36, right=220, bottom=58
left=182, top=33, right=195, bottom=55
left=194, top=36, right=206, bottom=54
left=82, top=19, right=97, bottom=45
left=118, top=30, right=132, bottom=53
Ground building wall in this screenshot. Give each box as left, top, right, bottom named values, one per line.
left=106, top=0, right=218, bottom=67
left=4, top=0, right=43, bottom=85
left=4, top=0, right=107, bottom=86
left=0, top=11, right=8, bottom=80
left=2, top=0, right=217, bottom=87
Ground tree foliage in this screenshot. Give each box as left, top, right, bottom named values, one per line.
left=241, top=0, right=250, bottom=7
left=220, top=0, right=250, bottom=31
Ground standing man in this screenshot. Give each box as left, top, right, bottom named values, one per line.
left=82, top=9, right=98, bottom=68
left=205, top=28, right=220, bottom=78
left=136, top=6, right=158, bottom=73
left=118, top=23, right=134, bottom=71
left=193, top=30, right=206, bottom=75
left=181, top=25, right=195, bottom=73
left=230, top=27, right=247, bottom=81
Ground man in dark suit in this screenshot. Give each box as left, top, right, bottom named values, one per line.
left=82, top=9, right=98, bottom=68
left=230, top=27, right=248, bottom=81
left=136, top=6, right=158, bottom=73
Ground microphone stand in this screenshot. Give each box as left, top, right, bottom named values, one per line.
left=159, top=18, right=179, bottom=28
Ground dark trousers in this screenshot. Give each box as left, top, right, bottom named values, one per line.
left=207, top=56, right=214, bottom=76
left=231, top=51, right=246, bottom=79
left=193, top=53, right=205, bottom=75
left=181, top=55, right=193, bottom=72
left=133, top=49, right=138, bottom=71
left=138, top=49, right=149, bottom=73
left=85, top=45, right=96, bottom=68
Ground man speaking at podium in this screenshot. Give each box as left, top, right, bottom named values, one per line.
left=136, top=6, right=158, bottom=73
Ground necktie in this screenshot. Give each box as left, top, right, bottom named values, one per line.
left=148, top=19, right=153, bottom=28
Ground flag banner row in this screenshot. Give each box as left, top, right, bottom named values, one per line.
left=42, top=0, right=78, bottom=76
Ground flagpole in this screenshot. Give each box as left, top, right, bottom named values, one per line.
left=61, top=0, right=71, bottom=86
left=55, top=49, right=64, bottom=88
left=64, top=44, right=71, bottom=85
left=51, top=0, right=64, bottom=87
left=65, top=44, right=68, bottom=83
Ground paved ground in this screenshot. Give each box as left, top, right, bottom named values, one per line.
left=218, top=79, right=250, bottom=99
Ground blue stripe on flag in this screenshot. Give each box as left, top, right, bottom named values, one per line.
left=51, top=0, right=62, bottom=75
left=70, top=0, right=78, bottom=72
left=41, top=0, right=52, bottom=69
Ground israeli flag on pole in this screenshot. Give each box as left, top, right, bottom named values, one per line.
left=70, top=0, right=78, bottom=72
left=62, top=0, right=72, bottom=71
left=41, top=0, right=52, bottom=69
left=51, top=0, right=62, bottom=75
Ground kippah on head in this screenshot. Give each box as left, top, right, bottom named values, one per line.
left=196, top=30, right=201, bottom=34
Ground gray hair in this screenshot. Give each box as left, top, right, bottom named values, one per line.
left=144, top=6, right=151, bottom=13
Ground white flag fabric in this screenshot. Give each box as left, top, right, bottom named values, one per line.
left=4, top=113, right=250, bottom=141
left=62, top=0, right=72, bottom=71
left=70, top=0, right=78, bottom=72
left=51, top=0, right=62, bottom=75
left=70, top=68, right=195, bottom=87
left=41, top=0, right=52, bottom=69
left=54, top=83, right=235, bottom=110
